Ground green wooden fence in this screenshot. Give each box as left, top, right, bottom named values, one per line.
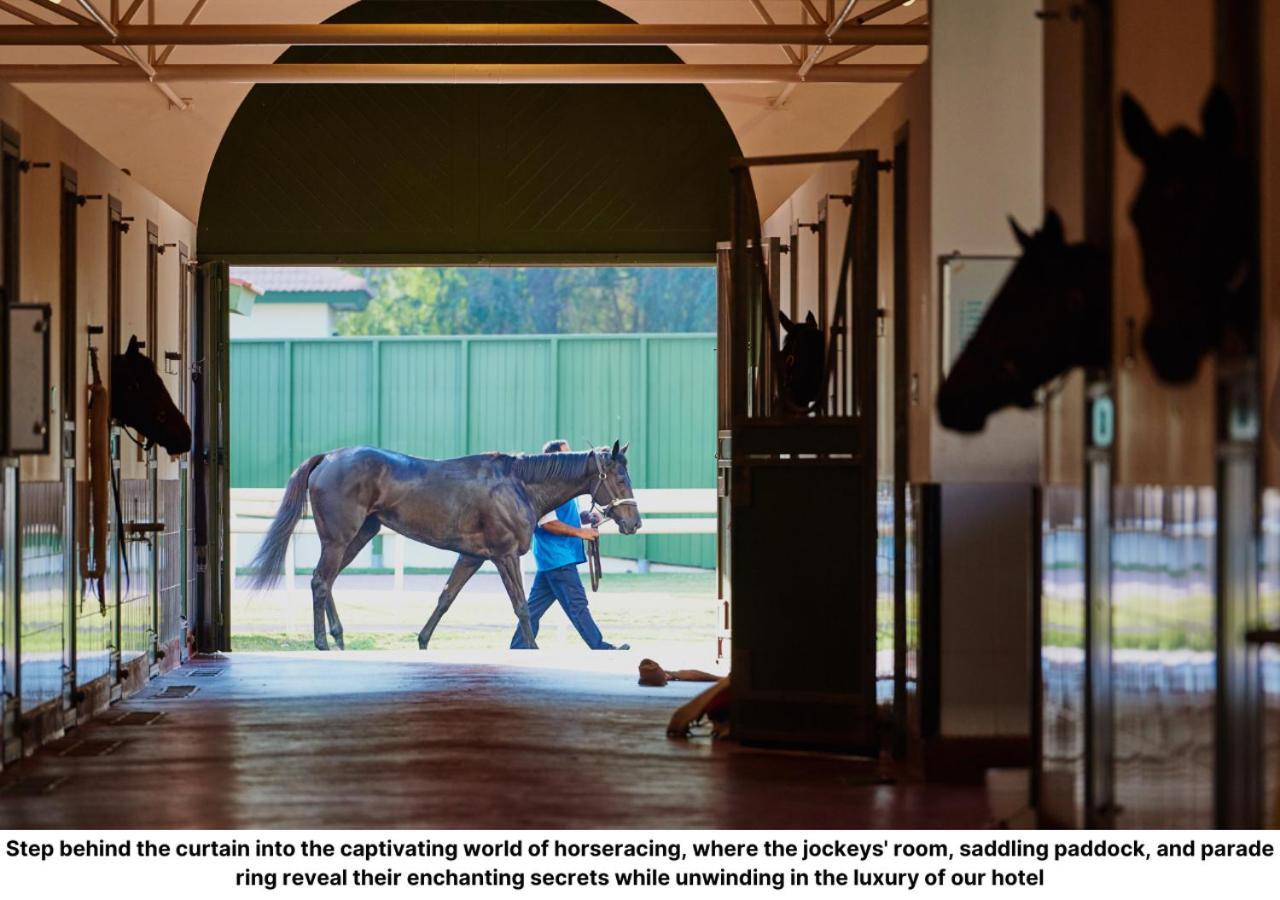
left=230, top=334, right=717, bottom=567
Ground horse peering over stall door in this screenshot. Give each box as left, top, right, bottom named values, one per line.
left=724, top=149, right=882, bottom=754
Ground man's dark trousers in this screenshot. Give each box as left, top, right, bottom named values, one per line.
left=509, top=563, right=613, bottom=649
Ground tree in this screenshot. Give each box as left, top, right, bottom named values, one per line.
left=336, top=265, right=715, bottom=336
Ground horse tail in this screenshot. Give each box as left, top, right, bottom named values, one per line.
left=246, top=453, right=326, bottom=591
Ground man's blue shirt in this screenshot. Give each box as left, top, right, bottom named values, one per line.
left=532, top=497, right=587, bottom=571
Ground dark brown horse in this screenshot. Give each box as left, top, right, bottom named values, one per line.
left=112, top=334, right=192, bottom=455
left=248, top=442, right=641, bottom=651
left=1120, top=87, right=1254, bottom=383
left=936, top=210, right=1109, bottom=433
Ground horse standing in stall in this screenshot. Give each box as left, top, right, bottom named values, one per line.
left=247, top=442, right=642, bottom=651
left=935, top=210, right=1110, bottom=433
left=1119, top=88, right=1255, bottom=384
left=81, top=334, right=191, bottom=607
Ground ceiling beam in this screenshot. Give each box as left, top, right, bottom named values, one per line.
left=0, top=0, right=130, bottom=64
left=0, top=62, right=918, bottom=84
left=71, top=0, right=187, bottom=109
left=0, top=22, right=929, bottom=47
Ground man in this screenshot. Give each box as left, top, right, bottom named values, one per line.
left=510, top=439, right=629, bottom=650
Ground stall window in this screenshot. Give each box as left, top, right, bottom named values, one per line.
left=178, top=243, right=190, bottom=416
left=107, top=197, right=123, bottom=367
left=61, top=167, right=78, bottom=421
left=146, top=221, right=158, bottom=360
left=1, top=124, right=18, bottom=307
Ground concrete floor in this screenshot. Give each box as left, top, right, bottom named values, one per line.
left=0, top=653, right=988, bottom=829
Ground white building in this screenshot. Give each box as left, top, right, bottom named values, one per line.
left=228, top=266, right=372, bottom=338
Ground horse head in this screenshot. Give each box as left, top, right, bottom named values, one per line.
left=936, top=210, right=1109, bottom=433
left=111, top=335, right=192, bottom=455
left=592, top=440, right=642, bottom=536
left=777, top=310, right=825, bottom=412
left=1120, top=87, right=1253, bottom=383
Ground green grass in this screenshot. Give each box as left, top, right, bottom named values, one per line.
left=229, top=569, right=719, bottom=652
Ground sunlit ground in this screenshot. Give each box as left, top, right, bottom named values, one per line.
left=230, top=570, right=720, bottom=670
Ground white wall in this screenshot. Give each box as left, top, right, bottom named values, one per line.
left=929, top=0, right=1044, bottom=484
left=927, top=0, right=1044, bottom=741
left=229, top=304, right=335, bottom=339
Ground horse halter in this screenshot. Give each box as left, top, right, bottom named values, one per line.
left=588, top=448, right=638, bottom=520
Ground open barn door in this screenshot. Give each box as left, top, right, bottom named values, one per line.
left=725, top=150, right=883, bottom=753
left=192, top=260, right=230, bottom=652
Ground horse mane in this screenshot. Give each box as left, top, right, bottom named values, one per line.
left=510, top=450, right=594, bottom=484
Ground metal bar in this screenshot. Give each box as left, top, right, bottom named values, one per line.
left=0, top=62, right=917, bottom=84
left=851, top=0, right=912, bottom=23
left=748, top=0, right=801, bottom=65
left=154, top=0, right=208, bottom=67
left=71, top=0, right=188, bottom=109
left=775, top=0, right=861, bottom=107
left=730, top=148, right=878, bottom=169
left=799, top=0, right=828, bottom=26
left=820, top=13, right=927, bottom=65
left=0, top=22, right=930, bottom=46
left=25, top=0, right=95, bottom=26
left=118, top=0, right=142, bottom=26
left=0, top=1, right=131, bottom=64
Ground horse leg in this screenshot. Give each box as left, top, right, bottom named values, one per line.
left=494, top=555, right=537, bottom=650
left=418, top=554, right=484, bottom=650
left=310, top=541, right=348, bottom=651
left=318, top=516, right=380, bottom=650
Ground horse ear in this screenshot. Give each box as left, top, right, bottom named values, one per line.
left=1201, top=85, right=1235, bottom=153
left=1120, top=93, right=1159, bottom=162
left=127, top=335, right=140, bottom=355
left=611, top=439, right=621, bottom=459
left=1042, top=208, right=1065, bottom=246
left=779, top=311, right=794, bottom=332
left=1008, top=216, right=1033, bottom=251
left=804, top=311, right=816, bottom=326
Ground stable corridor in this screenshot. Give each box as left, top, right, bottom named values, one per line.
left=0, top=655, right=987, bottom=830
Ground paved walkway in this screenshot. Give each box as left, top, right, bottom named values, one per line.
left=0, top=653, right=988, bottom=829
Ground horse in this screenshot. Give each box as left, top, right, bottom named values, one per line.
left=247, top=441, right=642, bottom=651
left=1119, top=87, right=1254, bottom=383
left=112, top=334, right=192, bottom=455
left=777, top=310, right=825, bottom=411
left=936, top=210, right=1110, bottom=433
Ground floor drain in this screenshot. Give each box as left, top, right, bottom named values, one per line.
left=155, top=685, right=198, bottom=699
left=185, top=669, right=224, bottom=678
left=55, top=739, right=124, bottom=758
left=0, top=775, right=69, bottom=796
left=105, top=711, right=166, bottom=726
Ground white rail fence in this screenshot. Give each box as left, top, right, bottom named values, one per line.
left=230, top=487, right=716, bottom=594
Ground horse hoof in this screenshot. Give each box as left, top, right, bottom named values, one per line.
left=315, top=641, right=329, bottom=651
left=332, top=635, right=345, bottom=650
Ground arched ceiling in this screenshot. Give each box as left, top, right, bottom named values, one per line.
left=0, top=0, right=928, bottom=221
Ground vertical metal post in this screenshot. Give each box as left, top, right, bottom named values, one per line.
left=1213, top=0, right=1263, bottom=829
left=1, top=460, right=19, bottom=756
left=62, top=420, right=76, bottom=713
left=148, top=445, right=158, bottom=670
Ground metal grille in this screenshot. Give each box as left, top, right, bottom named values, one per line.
left=19, top=481, right=64, bottom=709
left=118, top=477, right=152, bottom=662
left=1040, top=485, right=1086, bottom=828
left=104, top=710, right=165, bottom=726
left=1256, top=490, right=1280, bottom=828
left=875, top=480, right=894, bottom=709
left=1111, top=485, right=1216, bottom=829
left=154, top=684, right=197, bottom=699
left=157, top=479, right=183, bottom=649
left=75, top=480, right=113, bottom=687
left=0, top=474, right=7, bottom=702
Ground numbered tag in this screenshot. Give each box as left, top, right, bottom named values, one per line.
left=1090, top=396, right=1114, bottom=448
